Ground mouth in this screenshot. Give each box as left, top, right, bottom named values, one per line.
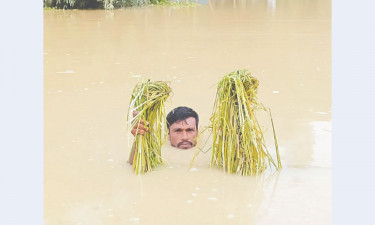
left=177, top=141, right=193, bottom=149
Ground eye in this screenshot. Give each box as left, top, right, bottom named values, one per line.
left=187, top=129, right=194, bottom=132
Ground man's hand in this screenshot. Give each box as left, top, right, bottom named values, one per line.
left=131, top=111, right=149, bottom=136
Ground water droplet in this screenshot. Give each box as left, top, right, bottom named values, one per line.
left=195, top=187, right=200, bottom=191
left=192, top=193, right=197, bottom=197
left=107, top=159, right=114, bottom=162
left=208, top=197, right=217, bottom=201
left=187, top=200, right=193, bottom=204
left=272, top=91, right=279, bottom=94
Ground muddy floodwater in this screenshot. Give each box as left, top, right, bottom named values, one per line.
left=44, top=1, right=331, bottom=224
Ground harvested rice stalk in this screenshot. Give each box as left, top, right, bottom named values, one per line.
left=210, top=69, right=281, bottom=175
left=128, top=80, right=172, bottom=174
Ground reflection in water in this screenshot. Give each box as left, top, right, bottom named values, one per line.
left=197, top=0, right=209, bottom=4
left=267, top=0, right=276, bottom=12
left=44, top=0, right=331, bottom=224
left=310, top=121, right=331, bottom=168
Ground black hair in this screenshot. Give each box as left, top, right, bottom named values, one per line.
left=166, top=106, right=199, bottom=130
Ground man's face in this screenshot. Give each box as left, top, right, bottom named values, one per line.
left=168, top=117, right=198, bottom=149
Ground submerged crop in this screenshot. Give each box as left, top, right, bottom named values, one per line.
left=209, top=69, right=281, bottom=175
left=128, top=79, right=172, bottom=174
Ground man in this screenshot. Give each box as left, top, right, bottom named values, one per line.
left=129, top=106, right=199, bottom=164
left=165, top=106, right=199, bottom=149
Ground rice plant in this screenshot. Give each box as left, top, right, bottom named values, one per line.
left=127, top=80, right=172, bottom=174
left=44, top=0, right=152, bottom=9
left=209, top=69, right=281, bottom=176
left=43, top=0, right=194, bottom=9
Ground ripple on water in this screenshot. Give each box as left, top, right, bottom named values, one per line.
left=56, top=70, right=75, bottom=74
left=189, top=168, right=198, bottom=172
left=227, top=214, right=235, bottom=219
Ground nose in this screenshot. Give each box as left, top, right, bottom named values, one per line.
left=182, top=131, right=188, bottom=139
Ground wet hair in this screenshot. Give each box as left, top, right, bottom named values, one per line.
left=166, top=106, right=199, bottom=130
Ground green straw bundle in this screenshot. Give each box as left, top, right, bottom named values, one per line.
left=128, top=80, right=172, bottom=174
left=209, top=69, right=281, bottom=175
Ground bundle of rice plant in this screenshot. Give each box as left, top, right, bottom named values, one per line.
left=209, top=69, right=281, bottom=175
left=128, top=79, right=172, bottom=174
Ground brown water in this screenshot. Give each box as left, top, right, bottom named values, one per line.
left=44, top=1, right=331, bottom=224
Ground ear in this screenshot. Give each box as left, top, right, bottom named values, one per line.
left=168, top=129, right=170, bottom=141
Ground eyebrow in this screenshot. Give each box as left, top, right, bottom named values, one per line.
left=172, top=127, right=196, bottom=132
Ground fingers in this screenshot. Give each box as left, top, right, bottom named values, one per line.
left=137, top=119, right=149, bottom=126
left=131, top=127, right=147, bottom=135
left=133, top=111, right=139, bottom=117
left=131, top=120, right=149, bottom=136
left=132, top=111, right=149, bottom=125
left=131, top=111, right=150, bottom=136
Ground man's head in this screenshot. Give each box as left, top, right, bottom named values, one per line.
left=166, top=106, right=199, bottom=149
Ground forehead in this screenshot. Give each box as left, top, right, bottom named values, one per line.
left=169, top=117, right=197, bottom=130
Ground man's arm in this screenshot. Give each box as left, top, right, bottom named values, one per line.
left=128, top=111, right=149, bottom=165
left=129, top=143, right=136, bottom=165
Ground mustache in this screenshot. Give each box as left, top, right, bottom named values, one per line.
left=177, top=141, right=193, bottom=147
